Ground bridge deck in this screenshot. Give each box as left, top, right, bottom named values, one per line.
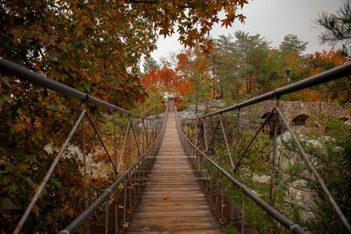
left=126, top=112, right=221, bottom=233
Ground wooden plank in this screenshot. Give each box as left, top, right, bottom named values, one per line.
left=145, top=187, right=203, bottom=192
left=127, top=223, right=219, bottom=232
left=137, top=205, right=211, bottom=212
left=127, top=230, right=221, bottom=234
left=135, top=200, right=210, bottom=207
left=126, top=112, right=221, bottom=233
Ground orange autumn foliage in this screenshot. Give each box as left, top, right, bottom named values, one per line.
left=141, top=65, right=194, bottom=98
left=301, top=50, right=348, bottom=102
left=314, top=50, right=347, bottom=66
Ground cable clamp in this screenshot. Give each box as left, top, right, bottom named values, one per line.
left=82, top=93, right=89, bottom=103
left=289, top=223, right=301, bottom=232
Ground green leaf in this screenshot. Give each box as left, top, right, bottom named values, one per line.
left=1, top=76, right=12, bottom=88
left=50, top=177, right=62, bottom=188
left=81, top=81, right=91, bottom=93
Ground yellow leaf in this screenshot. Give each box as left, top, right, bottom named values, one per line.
left=118, top=184, right=124, bottom=190
left=94, top=74, right=102, bottom=82
left=13, top=122, right=26, bottom=132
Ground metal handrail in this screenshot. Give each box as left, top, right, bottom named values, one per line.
left=199, top=61, right=351, bottom=118
left=174, top=104, right=305, bottom=234
left=0, top=58, right=133, bottom=116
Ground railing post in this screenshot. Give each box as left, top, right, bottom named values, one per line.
left=203, top=118, right=209, bottom=154
left=82, top=104, right=90, bottom=234
left=221, top=182, right=224, bottom=218
left=145, top=119, right=148, bottom=153
left=105, top=198, right=110, bottom=234
left=269, top=100, right=280, bottom=205
left=129, top=174, right=132, bottom=211
left=113, top=122, right=118, bottom=173
left=126, top=124, right=130, bottom=168
left=130, top=121, right=141, bottom=158
left=241, top=188, right=245, bottom=234
left=121, top=120, right=131, bottom=170
left=152, top=120, right=156, bottom=143
left=115, top=191, right=118, bottom=234
left=123, top=180, right=127, bottom=226
left=232, top=109, right=240, bottom=228
left=148, top=119, right=151, bottom=147
left=235, top=109, right=240, bottom=171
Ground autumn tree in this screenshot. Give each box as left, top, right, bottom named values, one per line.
left=141, top=50, right=214, bottom=114
left=139, top=69, right=164, bottom=114
left=175, top=50, right=212, bottom=114
left=305, top=50, right=349, bottom=103
left=140, top=63, right=190, bottom=113
left=0, top=0, right=250, bottom=232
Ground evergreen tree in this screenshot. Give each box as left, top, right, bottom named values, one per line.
left=317, top=1, right=351, bottom=56
left=279, top=34, right=308, bottom=55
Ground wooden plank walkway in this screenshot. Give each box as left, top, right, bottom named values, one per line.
left=126, top=112, right=221, bottom=233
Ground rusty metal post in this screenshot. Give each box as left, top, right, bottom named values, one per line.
left=105, top=198, right=110, bottom=234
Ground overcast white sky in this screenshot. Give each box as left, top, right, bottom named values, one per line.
left=151, top=0, right=344, bottom=61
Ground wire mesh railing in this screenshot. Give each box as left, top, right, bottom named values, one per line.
left=175, top=61, right=351, bottom=233
left=60, top=108, right=167, bottom=233
left=0, top=58, right=168, bottom=233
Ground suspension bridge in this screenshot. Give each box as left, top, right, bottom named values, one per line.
left=1, top=58, right=351, bottom=234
